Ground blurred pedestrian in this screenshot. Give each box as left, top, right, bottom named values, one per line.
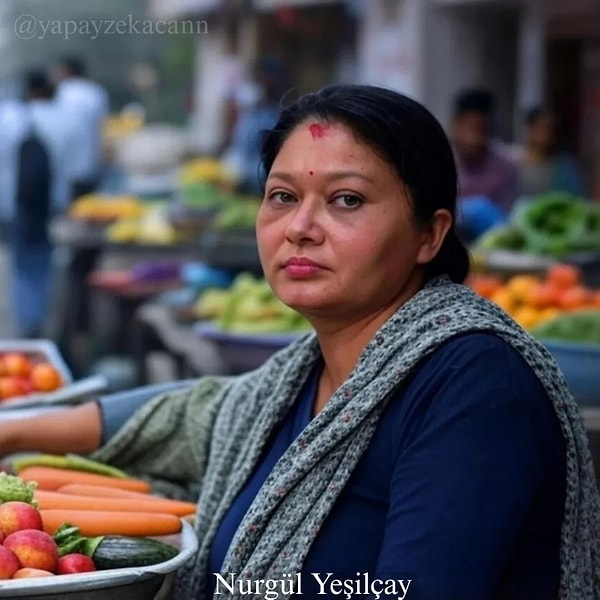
left=221, top=58, right=288, bottom=195
left=54, top=55, right=109, bottom=198
left=0, top=70, right=74, bottom=337
left=516, top=107, right=586, bottom=198
left=451, top=88, right=518, bottom=211
left=53, top=56, right=109, bottom=369
left=450, top=88, right=517, bottom=240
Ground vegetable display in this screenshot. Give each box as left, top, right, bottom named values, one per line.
left=531, top=310, right=600, bottom=346
left=467, top=264, right=600, bottom=331
left=195, top=273, right=312, bottom=334
left=0, top=465, right=190, bottom=582
left=476, top=192, right=600, bottom=257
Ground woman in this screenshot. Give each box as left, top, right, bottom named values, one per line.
left=517, top=107, right=586, bottom=198
left=1, top=85, right=599, bottom=600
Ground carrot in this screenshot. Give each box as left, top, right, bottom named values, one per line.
left=35, top=490, right=197, bottom=517
left=58, top=484, right=154, bottom=500
left=19, top=466, right=151, bottom=493
left=40, top=509, right=182, bottom=537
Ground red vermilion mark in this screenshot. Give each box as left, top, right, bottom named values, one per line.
left=309, top=123, right=329, bottom=139
left=309, top=170, right=314, bottom=176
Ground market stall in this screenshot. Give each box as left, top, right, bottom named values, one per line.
left=468, top=193, right=600, bottom=408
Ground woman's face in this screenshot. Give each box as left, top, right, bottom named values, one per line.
left=257, top=121, right=448, bottom=324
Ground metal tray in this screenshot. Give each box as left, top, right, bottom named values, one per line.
left=0, top=520, right=198, bottom=599
left=0, top=339, right=72, bottom=384
left=0, top=341, right=108, bottom=410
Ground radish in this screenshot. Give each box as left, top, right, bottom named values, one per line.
left=57, top=554, right=96, bottom=574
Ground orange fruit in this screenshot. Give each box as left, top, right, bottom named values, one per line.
left=557, top=286, right=592, bottom=311
left=468, top=275, right=503, bottom=299
left=506, top=275, right=540, bottom=304
left=2, top=353, right=32, bottom=378
left=0, top=378, right=24, bottom=401
left=526, top=282, right=562, bottom=309
left=490, top=288, right=515, bottom=313
left=546, top=264, right=581, bottom=289
left=29, top=363, right=62, bottom=393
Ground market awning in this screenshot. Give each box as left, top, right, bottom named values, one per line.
left=252, top=0, right=344, bottom=9
left=148, top=0, right=220, bottom=20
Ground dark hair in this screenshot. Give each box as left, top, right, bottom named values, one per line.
left=60, top=55, right=86, bottom=77
left=24, top=69, right=53, bottom=98
left=525, top=106, right=550, bottom=126
left=259, top=84, right=470, bottom=284
left=453, top=88, right=495, bottom=118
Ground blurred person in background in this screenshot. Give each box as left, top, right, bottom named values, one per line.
left=0, top=70, right=74, bottom=338
left=54, top=55, right=109, bottom=198
left=516, top=107, right=586, bottom=199
left=450, top=88, right=517, bottom=241
left=53, top=56, right=109, bottom=369
left=221, top=57, right=288, bottom=195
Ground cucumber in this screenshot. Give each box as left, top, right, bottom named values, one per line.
left=14, top=453, right=128, bottom=479
left=91, top=536, right=179, bottom=570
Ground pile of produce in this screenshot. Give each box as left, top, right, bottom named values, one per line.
left=0, top=463, right=190, bottom=582
left=467, top=264, right=600, bottom=331
left=102, top=109, right=144, bottom=144
left=69, top=195, right=147, bottom=224
left=0, top=454, right=195, bottom=582
left=106, top=204, right=181, bottom=245
left=195, top=274, right=312, bottom=334
left=177, top=180, right=261, bottom=231
left=0, top=352, right=63, bottom=402
left=476, top=192, right=600, bottom=258
left=178, top=157, right=234, bottom=187
left=531, top=310, right=600, bottom=346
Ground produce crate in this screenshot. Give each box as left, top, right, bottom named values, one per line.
left=0, top=520, right=198, bottom=599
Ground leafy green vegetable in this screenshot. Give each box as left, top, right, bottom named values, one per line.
left=512, top=193, right=600, bottom=257
left=531, top=310, right=600, bottom=345
left=0, top=472, right=38, bottom=506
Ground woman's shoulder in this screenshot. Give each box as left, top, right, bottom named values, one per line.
left=397, top=331, right=553, bottom=418
left=382, top=331, right=564, bottom=459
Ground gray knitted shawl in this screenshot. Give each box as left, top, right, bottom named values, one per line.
left=92, top=277, right=600, bottom=599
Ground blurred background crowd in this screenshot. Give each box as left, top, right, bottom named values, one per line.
left=0, top=0, right=598, bottom=397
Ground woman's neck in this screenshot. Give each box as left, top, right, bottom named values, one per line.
left=312, top=278, right=422, bottom=413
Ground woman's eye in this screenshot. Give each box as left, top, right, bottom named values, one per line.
left=332, top=194, right=364, bottom=209
left=269, top=191, right=296, bottom=204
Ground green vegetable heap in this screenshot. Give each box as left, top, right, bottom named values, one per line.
left=0, top=472, right=37, bottom=506
left=532, top=310, right=600, bottom=346
left=477, top=192, right=600, bottom=258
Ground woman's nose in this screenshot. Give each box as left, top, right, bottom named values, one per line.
left=284, top=199, right=325, bottom=245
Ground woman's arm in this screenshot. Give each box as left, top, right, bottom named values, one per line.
left=0, top=402, right=102, bottom=456
left=373, top=340, right=565, bottom=599
left=0, top=381, right=197, bottom=457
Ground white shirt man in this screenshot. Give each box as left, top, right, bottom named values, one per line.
left=56, top=76, right=109, bottom=188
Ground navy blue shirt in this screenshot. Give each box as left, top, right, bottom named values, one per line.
left=209, top=333, right=566, bottom=600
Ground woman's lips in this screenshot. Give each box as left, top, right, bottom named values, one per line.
left=284, top=257, right=324, bottom=278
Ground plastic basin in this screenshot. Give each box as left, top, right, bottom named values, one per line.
left=541, top=340, right=600, bottom=407
left=0, top=520, right=198, bottom=599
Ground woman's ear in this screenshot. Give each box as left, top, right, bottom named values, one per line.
left=416, top=209, right=453, bottom=266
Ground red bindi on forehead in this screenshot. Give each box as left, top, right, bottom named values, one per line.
left=308, top=123, right=329, bottom=139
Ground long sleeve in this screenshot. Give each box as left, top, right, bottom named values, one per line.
left=90, top=377, right=231, bottom=501
left=372, top=343, right=565, bottom=600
